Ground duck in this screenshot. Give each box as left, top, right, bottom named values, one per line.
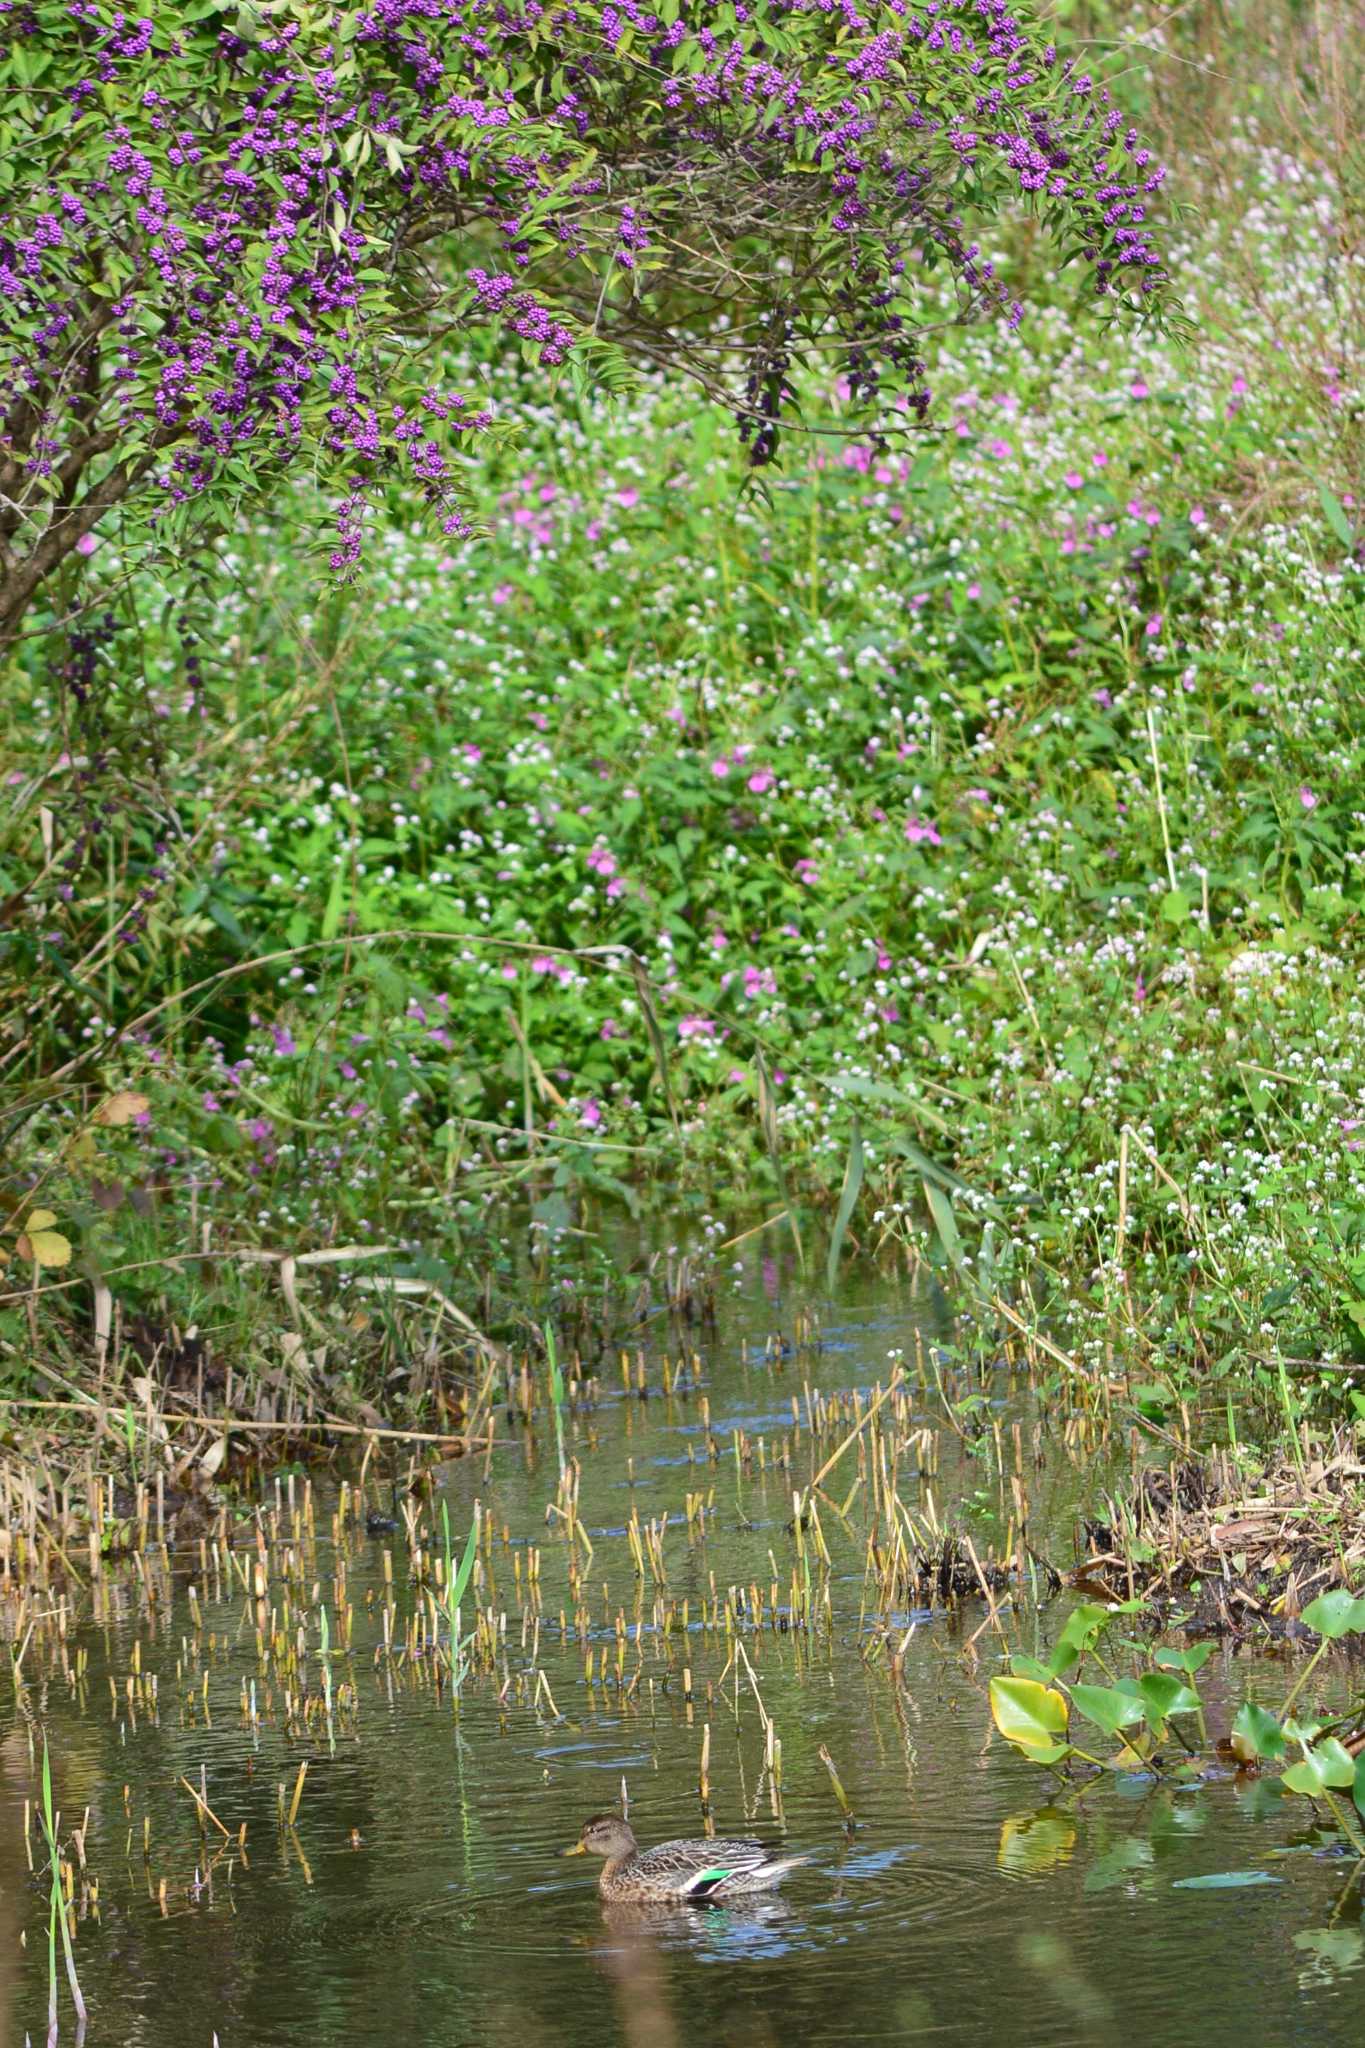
left=562, top=1813, right=809, bottom=1903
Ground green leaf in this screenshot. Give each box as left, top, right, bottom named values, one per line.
left=1071, top=1682, right=1146, bottom=1737
left=1154, top=1644, right=1214, bottom=1675
left=824, top=1114, right=864, bottom=1290
left=1134, top=1672, right=1202, bottom=1725
left=1046, top=1601, right=1116, bottom=1677
left=1172, top=1870, right=1281, bottom=1889
left=1230, top=1701, right=1287, bottom=1763
left=989, top=1675, right=1070, bottom=1763
left=1318, top=481, right=1354, bottom=550
left=922, top=1177, right=965, bottom=1276
left=1300, top=1589, right=1365, bottom=1639
left=1282, top=1738, right=1358, bottom=1797
left=1160, top=888, right=1191, bottom=925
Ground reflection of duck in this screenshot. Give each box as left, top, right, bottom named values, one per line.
left=563, top=1815, right=808, bottom=1903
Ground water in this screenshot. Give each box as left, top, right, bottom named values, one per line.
left=6, top=1267, right=1363, bottom=2047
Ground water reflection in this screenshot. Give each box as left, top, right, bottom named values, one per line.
left=7, top=1265, right=1365, bottom=2047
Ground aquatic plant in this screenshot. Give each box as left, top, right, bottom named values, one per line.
left=990, top=1592, right=1365, bottom=1858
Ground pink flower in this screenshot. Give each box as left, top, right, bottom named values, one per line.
left=1145, top=614, right=1163, bottom=638
left=1189, top=506, right=1206, bottom=527
left=579, top=1099, right=603, bottom=1129
left=1130, top=378, right=1150, bottom=399
left=747, top=768, right=775, bottom=794
left=1299, top=786, right=1318, bottom=809
left=678, top=1016, right=715, bottom=1040
left=1064, top=471, right=1083, bottom=489
left=710, top=756, right=730, bottom=779
left=616, top=487, right=639, bottom=509
left=743, top=964, right=778, bottom=999
left=710, top=930, right=728, bottom=952
left=586, top=846, right=617, bottom=876
left=904, top=816, right=942, bottom=846
left=491, top=583, right=515, bottom=605
left=794, top=857, right=818, bottom=884
left=75, top=532, right=99, bottom=556
left=600, top=1018, right=622, bottom=1039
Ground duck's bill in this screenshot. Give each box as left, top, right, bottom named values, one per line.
left=561, top=1841, right=588, bottom=1857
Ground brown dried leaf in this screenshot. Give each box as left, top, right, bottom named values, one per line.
left=95, top=1090, right=150, bottom=1128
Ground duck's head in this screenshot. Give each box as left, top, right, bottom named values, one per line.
left=563, top=1814, right=637, bottom=1861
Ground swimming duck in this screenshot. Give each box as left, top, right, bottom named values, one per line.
left=563, top=1813, right=808, bottom=1903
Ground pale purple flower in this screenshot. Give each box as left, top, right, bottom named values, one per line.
left=904, top=816, right=942, bottom=846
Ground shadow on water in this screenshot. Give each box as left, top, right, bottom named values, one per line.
left=6, top=1259, right=1365, bottom=2046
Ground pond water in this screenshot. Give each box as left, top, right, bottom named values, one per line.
left=6, top=1262, right=1363, bottom=2047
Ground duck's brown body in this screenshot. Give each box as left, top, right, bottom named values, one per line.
left=563, top=1814, right=809, bottom=1903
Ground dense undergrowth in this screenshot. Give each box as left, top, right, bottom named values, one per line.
left=2, top=3, right=1363, bottom=1442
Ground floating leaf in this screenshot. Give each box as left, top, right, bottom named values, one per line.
left=990, top=1675, right=1070, bottom=1763
left=95, top=1089, right=150, bottom=1127
left=1172, top=1870, right=1281, bottom=1889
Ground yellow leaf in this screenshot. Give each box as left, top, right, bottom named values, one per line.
left=95, top=1090, right=150, bottom=1127
left=25, top=1208, right=58, bottom=1231
left=18, top=1229, right=72, bottom=1269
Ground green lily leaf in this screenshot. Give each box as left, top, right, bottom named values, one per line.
left=1154, top=1643, right=1214, bottom=1675
left=1230, top=1701, right=1287, bottom=1763
left=1046, top=1601, right=1122, bottom=1678
left=1071, top=1682, right=1146, bottom=1737
left=1135, top=1672, right=1202, bottom=1726
left=990, top=1675, right=1070, bottom=1763
left=1282, top=1739, right=1358, bottom=1797
left=1300, top=1589, right=1365, bottom=1639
